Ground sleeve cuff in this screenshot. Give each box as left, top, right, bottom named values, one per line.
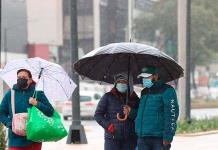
left=36, top=101, right=42, bottom=109
left=163, top=134, right=174, bottom=142
left=103, top=121, right=111, bottom=129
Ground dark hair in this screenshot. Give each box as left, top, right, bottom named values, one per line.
left=17, top=69, right=32, bottom=78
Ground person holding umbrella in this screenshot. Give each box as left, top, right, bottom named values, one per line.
left=124, top=66, right=179, bottom=150
left=74, top=42, right=183, bottom=149
left=94, top=73, right=139, bottom=150
left=0, top=69, right=54, bottom=150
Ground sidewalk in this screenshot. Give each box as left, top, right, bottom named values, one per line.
left=42, top=125, right=104, bottom=150
left=42, top=125, right=218, bottom=150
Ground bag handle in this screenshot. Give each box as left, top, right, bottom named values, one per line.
left=32, top=90, right=38, bottom=100
left=11, top=89, right=15, bottom=115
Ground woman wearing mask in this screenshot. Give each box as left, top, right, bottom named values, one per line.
left=0, top=69, right=54, bottom=150
left=94, top=73, right=139, bottom=150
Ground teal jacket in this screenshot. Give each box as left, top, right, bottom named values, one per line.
left=129, top=80, right=179, bottom=142
left=0, top=84, right=54, bottom=147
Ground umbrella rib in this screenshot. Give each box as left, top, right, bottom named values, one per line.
left=0, top=67, right=39, bottom=79
left=133, top=54, right=141, bottom=78
left=43, top=64, right=60, bottom=70
left=25, top=60, right=39, bottom=73
left=0, top=67, right=32, bottom=75
left=83, top=55, right=109, bottom=79
left=100, top=54, right=120, bottom=83
left=158, top=58, right=177, bottom=83
left=43, top=69, right=66, bottom=76
left=42, top=74, right=69, bottom=99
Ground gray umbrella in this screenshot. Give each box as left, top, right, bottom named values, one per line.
left=74, top=42, right=184, bottom=84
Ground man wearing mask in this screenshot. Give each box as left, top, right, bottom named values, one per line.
left=124, top=67, right=179, bottom=150
left=0, top=69, right=54, bottom=150
left=94, top=73, right=139, bottom=150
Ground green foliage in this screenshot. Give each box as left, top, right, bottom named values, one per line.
left=0, top=123, right=6, bottom=150
left=133, top=0, right=218, bottom=65
left=177, top=118, right=218, bottom=134
left=133, top=0, right=177, bottom=58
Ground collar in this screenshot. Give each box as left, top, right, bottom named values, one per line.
left=151, top=80, right=164, bottom=88
left=111, top=87, right=138, bottom=100
left=13, top=83, right=36, bottom=92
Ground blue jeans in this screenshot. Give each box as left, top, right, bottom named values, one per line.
left=105, top=137, right=137, bottom=150
left=137, top=137, right=171, bottom=150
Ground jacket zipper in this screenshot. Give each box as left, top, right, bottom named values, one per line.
left=140, top=94, right=148, bottom=136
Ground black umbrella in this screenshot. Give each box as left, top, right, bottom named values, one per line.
left=74, top=42, right=184, bottom=120
left=74, top=42, right=183, bottom=83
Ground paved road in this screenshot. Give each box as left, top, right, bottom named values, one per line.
left=42, top=120, right=218, bottom=150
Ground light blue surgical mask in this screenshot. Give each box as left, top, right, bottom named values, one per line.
left=116, top=83, right=128, bottom=93
left=143, top=78, right=154, bottom=88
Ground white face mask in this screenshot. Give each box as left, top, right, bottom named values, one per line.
left=116, top=83, right=128, bottom=93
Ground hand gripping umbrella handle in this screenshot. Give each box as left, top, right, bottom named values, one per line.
left=116, top=113, right=128, bottom=121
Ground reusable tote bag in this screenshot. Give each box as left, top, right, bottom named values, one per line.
left=26, top=106, right=67, bottom=142
left=11, top=90, right=28, bottom=136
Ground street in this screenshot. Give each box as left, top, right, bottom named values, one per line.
left=191, top=108, right=218, bottom=119
left=42, top=119, right=218, bottom=150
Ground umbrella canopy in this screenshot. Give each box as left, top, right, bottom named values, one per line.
left=0, top=57, right=76, bottom=101
left=74, top=42, right=184, bottom=84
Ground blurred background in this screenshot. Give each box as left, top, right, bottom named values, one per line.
left=1, top=0, right=218, bottom=114
left=1, top=0, right=218, bottom=149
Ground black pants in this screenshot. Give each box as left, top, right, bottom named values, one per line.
left=105, top=137, right=136, bottom=150
left=137, top=137, right=171, bottom=150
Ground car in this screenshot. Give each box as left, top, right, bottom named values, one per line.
left=62, top=91, right=103, bottom=120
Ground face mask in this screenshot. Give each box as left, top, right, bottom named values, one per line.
left=142, top=78, right=154, bottom=88
left=116, top=83, right=128, bottom=93
left=17, top=78, right=28, bottom=89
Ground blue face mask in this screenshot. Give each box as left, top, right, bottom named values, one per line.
left=142, top=78, right=154, bottom=88
left=116, top=83, right=128, bottom=93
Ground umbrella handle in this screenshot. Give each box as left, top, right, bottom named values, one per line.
left=116, top=113, right=128, bottom=121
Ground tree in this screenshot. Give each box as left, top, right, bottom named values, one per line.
left=133, top=0, right=218, bottom=87
left=134, top=0, right=178, bottom=58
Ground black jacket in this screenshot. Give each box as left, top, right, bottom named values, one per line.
left=94, top=88, right=139, bottom=140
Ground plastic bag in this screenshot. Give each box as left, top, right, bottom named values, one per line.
left=26, top=106, right=67, bottom=142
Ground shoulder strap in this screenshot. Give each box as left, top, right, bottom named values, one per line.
left=11, top=89, right=15, bottom=115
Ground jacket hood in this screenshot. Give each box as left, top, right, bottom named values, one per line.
left=151, top=80, right=164, bottom=89
left=111, top=87, right=138, bottom=101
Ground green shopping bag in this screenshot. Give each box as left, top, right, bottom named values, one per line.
left=26, top=106, right=68, bottom=142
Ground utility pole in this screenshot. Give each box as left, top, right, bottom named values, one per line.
left=67, top=0, right=87, bottom=144
left=93, top=0, right=100, bottom=49
left=178, top=0, right=191, bottom=121
left=0, top=0, right=1, bottom=67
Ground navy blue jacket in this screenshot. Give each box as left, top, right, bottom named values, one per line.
left=94, top=88, right=139, bottom=140
left=0, top=84, right=54, bottom=147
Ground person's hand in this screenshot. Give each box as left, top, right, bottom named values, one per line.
left=107, top=123, right=115, bottom=134
left=29, top=97, right=38, bottom=106
left=163, top=140, right=171, bottom=146
left=123, top=105, right=131, bottom=115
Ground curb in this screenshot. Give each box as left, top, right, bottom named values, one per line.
left=176, top=130, right=218, bottom=137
